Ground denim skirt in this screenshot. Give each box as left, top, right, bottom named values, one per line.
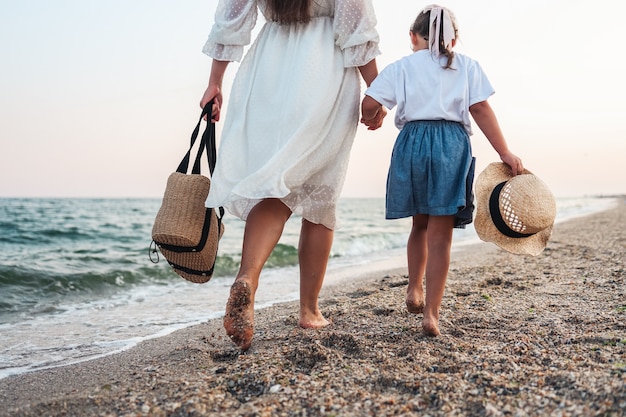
left=385, top=120, right=475, bottom=228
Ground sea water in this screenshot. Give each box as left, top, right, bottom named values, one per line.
left=0, top=196, right=618, bottom=379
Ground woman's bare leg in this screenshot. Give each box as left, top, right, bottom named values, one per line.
left=297, top=219, right=332, bottom=328
left=224, top=199, right=291, bottom=350
left=422, top=215, right=455, bottom=336
left=406, top=215, right=429, bottom=313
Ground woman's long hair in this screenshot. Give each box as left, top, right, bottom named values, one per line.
left=266, top=0, right=311, bottom=24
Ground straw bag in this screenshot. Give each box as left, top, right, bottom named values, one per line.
left=150, top=101, right=224, bottom=283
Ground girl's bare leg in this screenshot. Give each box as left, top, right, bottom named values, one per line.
left=298, top=219, right=332, bottom=328
left=406, top=214, right=429, bottom=313
left=422, top=215, right=455, bottom=336
left=224, top=199, right=291, bottom=351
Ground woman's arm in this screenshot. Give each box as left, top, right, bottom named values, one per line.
left=200, top=59, right=230, bottom=122
left=358, top=59, right=378, bottom=87
left=358, top=59, right=386, bottom=130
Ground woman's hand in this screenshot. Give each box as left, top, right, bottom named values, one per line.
left=360, top=95, right=386, bottom=130
left=200, top=59, right=230, bottom=122
left=200, top=84, right=223, bottom=123
left=360, top=106, right=387, bottom=130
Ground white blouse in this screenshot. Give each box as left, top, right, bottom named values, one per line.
left=203, top=0, right=380, bottom=67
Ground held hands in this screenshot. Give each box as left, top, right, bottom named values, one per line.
left=200, top=84, right=223, bottom=123
left=360, top=106, right=387, bottom=130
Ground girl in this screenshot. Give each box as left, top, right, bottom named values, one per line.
left=361, top=4, right=523, bottom=336
left=201, top=0, right=383, bottom=351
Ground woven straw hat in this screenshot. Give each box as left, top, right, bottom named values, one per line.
left=475, top=162, right=556, bottom=256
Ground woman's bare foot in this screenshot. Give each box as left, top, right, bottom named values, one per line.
left=223, top=279, right=254, bottom=351
left=422, top=308, right=440, bottom=337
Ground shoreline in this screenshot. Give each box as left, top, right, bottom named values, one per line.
left=1, top=200, right=624, bottom=416
left=0, top=196, right=617, bottom=382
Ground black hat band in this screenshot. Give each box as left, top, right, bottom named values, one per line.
left=489, top=181, right=535, bottom=239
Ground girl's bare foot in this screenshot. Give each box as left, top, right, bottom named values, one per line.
left=299, top=310, right=331, bottom=329
left=406, top=277, right=425, bottom=314
left=422, top=307, right=440, bottom=336
left=422, top=318, right=440, bottom=336
left=223, top=279, right=254, bottom=351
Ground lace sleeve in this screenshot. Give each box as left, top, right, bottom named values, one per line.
left=334, top=0, right=381, bottom=67
left=202, top=0, right=258, bottom=62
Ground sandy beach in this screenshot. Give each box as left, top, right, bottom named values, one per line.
left=1, top=199, right=624, bottom=417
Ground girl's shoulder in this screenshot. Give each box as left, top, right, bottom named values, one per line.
left=389, top=50, right=433, bottom=70
left=386, top=53, right=414, bottom=67
left=402, top=50, right=477, bottom=67
left=377, top=54, right=412, bottom=77
left=380, top=51, right=484, bottom=75
left=451, top=52, right=482, bottom=69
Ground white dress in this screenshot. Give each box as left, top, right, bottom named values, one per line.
left=203, top=0, right=380, bottom=229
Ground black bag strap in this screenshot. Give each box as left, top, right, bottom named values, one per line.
left=174, top=100, right=224, bottom=219
left=149, top=101, right=224, bottom=266
left=176, top=100, right=217, bottom=175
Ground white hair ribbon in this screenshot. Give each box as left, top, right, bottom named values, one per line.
left=423, top=5, right=456, bottom=57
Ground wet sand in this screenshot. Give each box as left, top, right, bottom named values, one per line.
left=1, top=199, right=624, bottom=416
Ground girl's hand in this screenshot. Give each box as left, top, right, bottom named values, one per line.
left=360, top=107, right=387, bottom=130
left=200, top=84, right=223, bottom=123
left=500, top=151, right=524, bottom=176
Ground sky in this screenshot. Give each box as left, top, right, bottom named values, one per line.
left=0, top=0, right=624, bottom=199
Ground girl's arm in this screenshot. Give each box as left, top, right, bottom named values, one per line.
left=200, top=59, right=230, bottom=122
left=469, top=100, right=524, bottom=175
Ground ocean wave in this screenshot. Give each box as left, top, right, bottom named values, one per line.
left=0, top=196, right=617, bottom=324
left=0, top=263, right=174, bottom=319
left=0, top=245, right=303, bottom=320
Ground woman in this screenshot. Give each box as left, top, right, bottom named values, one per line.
left=200, top=0, right=384, bottom=351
